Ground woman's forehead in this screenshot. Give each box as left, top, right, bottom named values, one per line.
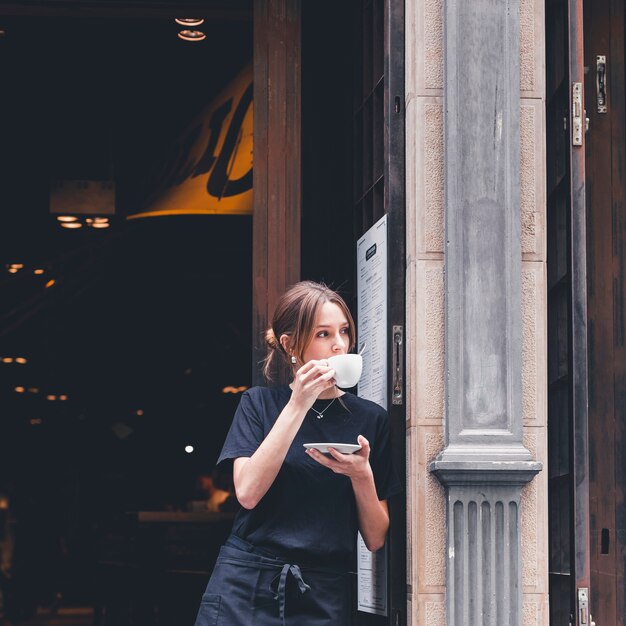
left=314, top=301, right=348, bottom=326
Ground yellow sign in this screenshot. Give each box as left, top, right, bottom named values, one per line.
left=129, top=64, right=253, bottom=219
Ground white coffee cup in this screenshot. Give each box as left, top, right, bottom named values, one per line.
left=326, top=354, right=363, bottom=388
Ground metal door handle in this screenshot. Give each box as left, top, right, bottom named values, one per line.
left=392, top=325, right=403, bottom=405
left=597, top=55, right=607, bottom=114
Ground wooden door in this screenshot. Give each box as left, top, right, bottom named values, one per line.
left=545, top=0, right=591, bottom=624
left=352, top=0, right=406, bottom=624
left=584, top=0, right=626, bottom=623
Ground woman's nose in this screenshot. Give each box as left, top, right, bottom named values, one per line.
left=333, top=334, right=347, bottom=351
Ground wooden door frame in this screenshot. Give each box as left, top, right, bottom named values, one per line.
left=251, top=0, right=301, bottom=386
left=567, top=1, right=592, bottom=622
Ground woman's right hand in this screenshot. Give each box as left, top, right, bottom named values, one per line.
left=289, top=360, right=336, bottom=411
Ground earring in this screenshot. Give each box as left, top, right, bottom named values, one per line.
left=291, top=355, right=297, bottom=364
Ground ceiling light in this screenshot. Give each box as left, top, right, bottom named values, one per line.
left=46, top=395, right=57, bottom=401
left=15, top=386, right=25, bottom=393
left=34, top=269, right=45, bottom=275
left=91, top=222, right=110, bottom=229
left=30, top=418, right=43, bottom=426
left=178, top=29, right=206, bottom=42
left=59, top=395, right=68, bottom=401
left=10, top=264, right=24, bottom=269
left=185, top=445, right=194, bottom=453
left=15, top=357, right=27, bottom=364
left=175, top=18, right=204, bottom=26
left=57, top=216, right=77, bottom=223
left=28, top=387, right=39, bottom=394
left=94, top=217, right=109, bottom=223
left=60, top=222, right=82, bottom=229
left=2, top=357, right=13, bottom=363
left=8, top=268, right=18, bottom=274
left=136, top=409, right=144, bottom=416
left=45, top=279, right=56, bottom=288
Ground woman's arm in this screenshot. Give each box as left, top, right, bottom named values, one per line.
left=305, top=435, right=390, bottom=552
left=234, top=360, right=336, bottom=509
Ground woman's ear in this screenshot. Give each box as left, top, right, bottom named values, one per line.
left=279, top=334, right=292, bottom=355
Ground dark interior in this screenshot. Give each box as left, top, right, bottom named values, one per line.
left=0, top=10, right=254, bottom=624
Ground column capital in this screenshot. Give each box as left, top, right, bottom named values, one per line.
left=430, top=444, right=542, bottom=487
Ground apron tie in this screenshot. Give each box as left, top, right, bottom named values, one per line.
left=270, top=563, right=311, bottom=625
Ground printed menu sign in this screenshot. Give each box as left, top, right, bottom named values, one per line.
left=357, top=215, right=388, bottom=409
left=356, top=214, right=388, bottom=616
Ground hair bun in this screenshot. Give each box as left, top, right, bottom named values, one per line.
left=265, top=328, right=279, bottom=350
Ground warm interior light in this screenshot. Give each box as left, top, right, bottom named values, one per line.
left=28, top=387, right=39, bottom=394
left=222, top=385, right=248, bottom=394
left=30, top=418, right=43, bottom=425
left=8, top=268, right=18, bottom=274
left=178, top=29, right=206, bottom=42
left=94, top=217, right=109, bottom=223
left=2, top=357, right=13, bottom=363
left=59, top=395, right=68, bottom=401
left=45, top=279, right=56, bottom=288
left=91, top=222, right=110, bottom=229
left=15, top=357, right=27, bottom=364
left=15, top=386, right=25, bottom=393
left=46, top=395, right=57, bottom=401
left=57, top=216, right=78, bottom=222
left=34, top=269, right=45, bottom=275
left=136, top=409, right=144, bottom=416
left=60, top=222, right=83, bottom=229
left=175, top=18, right=204, bottom=26
left=10, top=263, right=24, bottom=269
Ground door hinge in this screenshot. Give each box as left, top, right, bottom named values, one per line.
left=572, top=82, right=583, bottom=146
left=578, top=587, right=589, bottom=625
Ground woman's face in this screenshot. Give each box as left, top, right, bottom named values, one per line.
left=300, top=301, right=350, bottom=363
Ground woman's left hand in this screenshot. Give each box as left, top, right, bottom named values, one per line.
left=306, top=434, right=372, bottom=481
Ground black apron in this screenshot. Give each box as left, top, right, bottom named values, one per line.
left=194, top=535, right=351, bottom=626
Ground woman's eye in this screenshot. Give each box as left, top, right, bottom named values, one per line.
left=317, top=331, right=328, bottom=338
left=340, top=327, right=349, bottom=334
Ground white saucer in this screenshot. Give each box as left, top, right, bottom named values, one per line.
left=303, top=442, right=362, bottom=454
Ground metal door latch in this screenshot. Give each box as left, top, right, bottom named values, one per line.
left=597, top=55, right=607, bottom=113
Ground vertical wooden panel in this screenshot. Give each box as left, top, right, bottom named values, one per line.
left=252, top=0, right=301, bottom=385
left=585, top=0, right=626, bottom=623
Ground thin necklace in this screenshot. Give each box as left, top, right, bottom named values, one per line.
left=309, top=397, right=337, bottom=419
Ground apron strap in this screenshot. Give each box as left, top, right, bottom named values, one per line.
left=270, top=563, right=311, bottom=625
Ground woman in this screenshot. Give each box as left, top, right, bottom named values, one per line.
left=194, top=281, right=400, bottom=625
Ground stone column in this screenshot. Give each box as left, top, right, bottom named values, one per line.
left=429, top=1, right=542, bottom=624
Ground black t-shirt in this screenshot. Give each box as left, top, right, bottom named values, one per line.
left=217, top=384, right=402, bottom=569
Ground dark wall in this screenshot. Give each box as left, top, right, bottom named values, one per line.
left=301, top=1, right=356, bottom=310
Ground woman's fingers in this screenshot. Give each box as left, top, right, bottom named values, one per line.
left=306, top=447, right=368, bottom=478
left=356, top=435, right=370, bottom=454
left=296, top=362, right=335, bottom=387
